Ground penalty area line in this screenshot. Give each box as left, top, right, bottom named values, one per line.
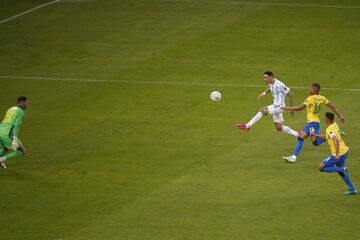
left=0, top=0, right=60, bottom=25
left=0, top=75, right=360, bottom=92
left=0, top=0, right=91, bottom=25
left=58, top=0, right=93, bottom=2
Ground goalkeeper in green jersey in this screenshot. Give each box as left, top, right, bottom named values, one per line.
left=0, top=96, right=28, bottom=169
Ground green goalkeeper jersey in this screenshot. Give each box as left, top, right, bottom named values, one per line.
left=0, top=106, right=25, bottom=139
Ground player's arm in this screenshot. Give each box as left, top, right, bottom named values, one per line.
left=257, top=88, right=270, bottom=101
left=310, top=133, right=326, bottom=140
left=282, top=104, right=306, bottom=112
left=11, top=114, right=23, bottom=151
left=286, top=90, right=295, bottom=116
left=287, top=90, right=294, bottom=107
left=327, top=103, right=345, bottom=123
left=331, top=133, right=340, bottom=160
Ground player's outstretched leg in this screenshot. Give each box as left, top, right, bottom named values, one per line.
left=235, top=107, right=267, bottom=132
left=246, top=112, right=264, bottom=129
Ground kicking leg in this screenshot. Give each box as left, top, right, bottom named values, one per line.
left=235, top=107, right=268, bottom=132
left=246, top=107, right=268, bottom=128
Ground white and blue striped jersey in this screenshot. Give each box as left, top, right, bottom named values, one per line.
left=269, top=79, right=290, bottom=107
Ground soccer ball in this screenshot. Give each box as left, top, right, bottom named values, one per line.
left=210, top=91, right=221, bottom=102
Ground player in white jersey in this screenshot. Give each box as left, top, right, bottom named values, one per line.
left=236, top=71, right=299, bottom=137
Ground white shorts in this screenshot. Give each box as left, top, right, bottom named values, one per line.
left=267, top=105, right=284, bottom=123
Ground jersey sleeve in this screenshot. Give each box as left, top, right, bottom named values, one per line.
left=12, top=110, right=24, bottom=138
left=281, top=83, right=290, bottom=94
left=329, top=131, right=336, bottom=139
left=322, top=96, right=330, bottom=105
left=327, top=126, right=337, bottom=139
left=303, top=96, right=311, bottom=106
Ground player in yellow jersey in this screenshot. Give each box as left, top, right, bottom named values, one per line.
left=282, top=83, right=345, bottom=163
left=311, top=112, right=357, bottom=195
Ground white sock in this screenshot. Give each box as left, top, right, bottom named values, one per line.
left=0, top=157, right=6, bottom=162
left=246, top=112, right=263, bottom=128
left=281, top=126, right=299, bottom=137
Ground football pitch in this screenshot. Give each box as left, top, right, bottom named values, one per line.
left=1, top=0, right=360, bottom=239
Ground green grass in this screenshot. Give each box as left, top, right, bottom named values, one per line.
left=1, top=0, right=360, bottom=239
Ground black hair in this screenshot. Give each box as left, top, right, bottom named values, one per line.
left=264, top=71, right=274, bottom=77
left=312, top=83, right=321, bottom=92
left=17, top=96, right=27, bottom=103
left=325, top=112, right=334, bottom=122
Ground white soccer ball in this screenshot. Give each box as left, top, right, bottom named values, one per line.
left=210, top=91, right=221, bottom=102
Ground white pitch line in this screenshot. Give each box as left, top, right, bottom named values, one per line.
left=159, top=0, right=360, bottom=9
left=1, top=75, right=359, bottom=92
left=0, top=0, right=60, bottom=25
left=58, top=0, right=93, bottom=2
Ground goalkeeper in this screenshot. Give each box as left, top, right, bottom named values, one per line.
left=0, top=96, right=28, bottom=169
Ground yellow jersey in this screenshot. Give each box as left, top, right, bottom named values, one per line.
left=303, top=95, right=329, bottom=122
left=326, top=122, right=349, bottom=156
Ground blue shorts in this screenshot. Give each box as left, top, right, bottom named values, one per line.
left=304, top=122, right=320, bottom=135
left=322, top=153, right=348, bottom=167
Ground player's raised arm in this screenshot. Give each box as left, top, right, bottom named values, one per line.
left=257, top=88, right=270, bottom=101
left=327, top=102, right=345, bottom=123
